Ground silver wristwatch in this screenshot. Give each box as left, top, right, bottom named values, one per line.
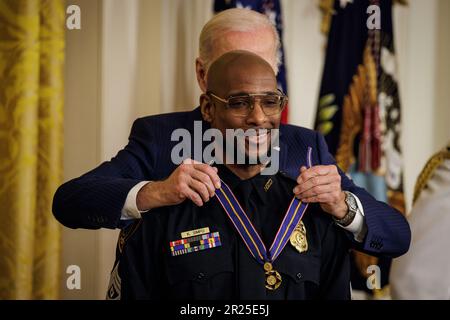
left=333, top=191, right=358, bottom=227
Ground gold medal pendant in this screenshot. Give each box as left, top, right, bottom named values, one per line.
left=263, top=262, right=282, bottom=290
left=290, top=221, right=308, bottom=253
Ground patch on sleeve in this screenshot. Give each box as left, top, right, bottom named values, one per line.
left=118, top=219, right=142, bottom=253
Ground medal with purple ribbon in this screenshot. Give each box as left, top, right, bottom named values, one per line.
left=215, top=147, right=313, bottom=290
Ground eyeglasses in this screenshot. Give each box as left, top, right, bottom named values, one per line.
left=207, top=90, right=288, bottom=117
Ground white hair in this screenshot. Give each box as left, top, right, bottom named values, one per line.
left=199, top=8, right=281, bottom=74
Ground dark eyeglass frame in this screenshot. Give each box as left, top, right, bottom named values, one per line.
left=206, top=89, right=288, bottom=117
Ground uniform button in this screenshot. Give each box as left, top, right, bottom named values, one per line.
left=197, top=272, right=206, bottom=280
left=296, top=272, right=303, bottom=280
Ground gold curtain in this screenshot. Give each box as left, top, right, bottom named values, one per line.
left=0, top=0, right=64, bottom=299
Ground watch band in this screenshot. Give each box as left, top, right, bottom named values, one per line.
left=333, top=191, right=358, bottom=227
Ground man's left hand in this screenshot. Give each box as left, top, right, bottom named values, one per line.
left=293, top=165, right=348, bottom=219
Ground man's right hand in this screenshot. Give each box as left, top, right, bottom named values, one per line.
left=136, top=158, right=221, bottom=211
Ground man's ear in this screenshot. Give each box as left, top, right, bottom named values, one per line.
left=200, top=94, right=214, bottom=123
left=195, top=58, right=207, bottom=93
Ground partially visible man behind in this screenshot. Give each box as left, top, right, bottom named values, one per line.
left=390, top=142, right=450, bottom=299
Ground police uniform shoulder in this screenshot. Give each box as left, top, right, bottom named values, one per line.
left=118, top=205, right=169, bottom=253
left=280, top=123, right=317, bottom=141
left=277, top=170, right=298, bottom=185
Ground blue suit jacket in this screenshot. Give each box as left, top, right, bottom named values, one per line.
left=53, top=108, right=410, bottom=257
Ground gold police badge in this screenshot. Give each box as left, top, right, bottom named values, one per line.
left=290, top=221, right=308, bottom=253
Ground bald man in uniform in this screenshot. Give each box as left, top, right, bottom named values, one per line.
left=109, top=51, right=351, bottom=300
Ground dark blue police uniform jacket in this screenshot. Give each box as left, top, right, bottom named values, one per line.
left=52, top=107, right=411, bottom=257
left=114, top=166, right=350, bottom=300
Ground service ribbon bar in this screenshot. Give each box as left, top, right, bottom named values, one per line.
left=170, top=231, right=221, bottom=257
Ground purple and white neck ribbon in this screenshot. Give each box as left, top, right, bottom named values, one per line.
left=215, top=147, right=312, bottom=265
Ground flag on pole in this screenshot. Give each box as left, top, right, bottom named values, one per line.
left=315, top=0, right=406, bottom=297
left=214, top=0, right=289, bottom=123
left=315, top=0, right=405, bottom=213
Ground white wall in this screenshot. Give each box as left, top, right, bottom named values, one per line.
left=282, top=0, right=325, bottom=129
left=434, top=0, right=450, bottom=149
left=63, top=0, right=161, bottom=299
left=394, top=0, right=450, bottom=211
left=63, top=0, right=449, bottom=299
left=160, top=0, right=213, bottom=113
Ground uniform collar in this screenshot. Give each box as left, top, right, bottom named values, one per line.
left=216, top=164, right=274, bottom=205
